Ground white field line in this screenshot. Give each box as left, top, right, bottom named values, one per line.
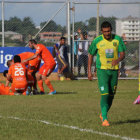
left=0, top=115, right=139, bottom=140
left=95, top=90, right=136, bottom=93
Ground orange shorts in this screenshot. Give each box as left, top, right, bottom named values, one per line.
left=39, top=63, right=56, bottom=76
left=11, top=81, right=27, bottom=93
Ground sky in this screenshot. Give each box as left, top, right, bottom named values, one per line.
left=0, top=0, right=140, bottom=26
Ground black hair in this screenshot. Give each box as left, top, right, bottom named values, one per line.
left=101, top=21, right=112, bottom=31
left=7, top=60, right=12, bottom=68
left=3, top=70, right=8, bottom=77
left=13, top=55, right=21, bottom=63
left=82, top=31, right=87, bottom=36
left=29, top=39, right=37, bottom=44
left=60, top=37, right=66, bottom=40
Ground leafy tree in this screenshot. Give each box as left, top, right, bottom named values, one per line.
left=87, top=16, right=117, bottom=33
left=87, top=17, right=96, bottom=31
left=40, top=20, right=58, bottom=32
left=74, top=21, right=87, bottom=33
left=5, top=17, right=22, bottom=32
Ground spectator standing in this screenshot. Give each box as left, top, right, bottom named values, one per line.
left=78, top=31, right=89, bottom=77
left=74, top=33, right=79, bottom=67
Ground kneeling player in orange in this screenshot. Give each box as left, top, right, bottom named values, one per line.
left=18, top=52, right=41, bottom=94
left=6, top=55, right=28, bottom=95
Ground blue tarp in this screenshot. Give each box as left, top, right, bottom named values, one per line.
left=0, top=46, right=58, bottom=73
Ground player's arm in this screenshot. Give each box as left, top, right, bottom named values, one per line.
left=112, top=52, right=125, bottom=66
left=88, top=54, right=93, bottom=81
left=22, top=53, right=39, bottom=63
left=5, top=68, right=12, bottom=86
left=5, top=80, right=10, bottom=87
left=6, top=74, right=12, bottom=86
left=54, top=44, right=60, bottom=54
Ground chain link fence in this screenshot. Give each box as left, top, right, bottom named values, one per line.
left=0, top=1, right=140, bottom=79
left=0, top=1, right=67, bottom=47
left=72, top=2, right=140, bottom=79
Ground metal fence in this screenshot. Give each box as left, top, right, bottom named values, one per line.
left=0, top=1, right=140, bottom=79
left=0, top=0, right=68, bottom=47
left=71, top=1, right=140, bottom=79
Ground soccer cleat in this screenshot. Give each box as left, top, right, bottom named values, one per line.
left=33, top=89, right=39, bottom=95
left=26, top=86, right=31, bottom=95
left=40, top=91, right=45, bottom=95
left=48, top=90, right=56, bottom=95
left=133, top=95, right=140, bottom=104
left=100, top=114, right=103, bottom=121
left=102, top=120, right=110, bottom=126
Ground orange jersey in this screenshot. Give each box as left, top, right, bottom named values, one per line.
left=36, top=44, right=55, bottom=65
left=8, top=63, right=28, bottom=93
left=18, top=52, right=41, bottom=69
left=8, top=63, right=27, bottom=83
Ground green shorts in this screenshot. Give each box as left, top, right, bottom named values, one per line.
left=97, top=69, right=118, bottom=95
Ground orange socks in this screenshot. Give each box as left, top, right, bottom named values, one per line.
left=45, top=79, right=54, bottom=92
left=37, top=80, right=44, bottom=92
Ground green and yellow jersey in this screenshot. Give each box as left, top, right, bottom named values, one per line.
left=88, top=34, right=126, bottom=70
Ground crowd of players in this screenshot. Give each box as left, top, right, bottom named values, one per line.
left=0, top=39, right=57, bottom=96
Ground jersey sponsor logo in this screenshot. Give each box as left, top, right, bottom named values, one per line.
left=100, top=44, right=105, bottom=47
left=113, top=42, right=117, bottom=47
left=100, top=86, right=104, bottom=91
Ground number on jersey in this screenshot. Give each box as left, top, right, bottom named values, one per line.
left=15, top=67, right=24, bottom=76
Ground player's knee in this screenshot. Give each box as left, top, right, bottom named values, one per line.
left=42, top=75, right=47, bottom=81
left=36, top=73, right=41, bottom=81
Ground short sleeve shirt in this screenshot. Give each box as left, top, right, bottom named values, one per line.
left=8, top=63, right=27, bottom=83
left=88, top=34, right=126, bottom=70
left=36, top=44, right=55, bottom=65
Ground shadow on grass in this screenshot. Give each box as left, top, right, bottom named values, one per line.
left=113, top=119, right=140, bottom=125
left=56, top=91, right=77, bottom=94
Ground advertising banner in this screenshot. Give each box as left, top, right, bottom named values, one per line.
left=0, top=47, right=58, bottom=73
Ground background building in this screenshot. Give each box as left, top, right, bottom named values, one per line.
left=39, top=32, right=62, bottom=43
left=0, top=31, right=23, bottom=41
left=116, top=16, right=140, bottom=41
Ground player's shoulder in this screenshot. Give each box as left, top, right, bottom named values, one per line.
left=112, top=34, right=122, bottom=40
left=92, top=35, right=103, bottom=44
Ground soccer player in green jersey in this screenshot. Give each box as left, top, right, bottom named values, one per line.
left=88, top=21, right=126, bottom=126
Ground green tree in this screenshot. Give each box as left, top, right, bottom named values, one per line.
left=40, top=20, right=58, bottom=32
left=74, top=21, right=87, bottom=33
left=4, top=17, right=22, bottom=32
left=87, top=17, right=96, bottom=31
left=87, top=16, right=117, bottom=33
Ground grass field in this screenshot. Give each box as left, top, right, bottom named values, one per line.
left=0, top=79, right=139, bottom=140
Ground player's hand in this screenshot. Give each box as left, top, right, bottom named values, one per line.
left=112, top=59, right=119, bottom=66
left=88, top=72, right=93, bottom=81
left=79, top=48, right=83, bottom=52
left=77, top=29, right=81, bottom=34
left=22, top=60, right=27, bottom=63
left=93, top=71, right=96, bottom=77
